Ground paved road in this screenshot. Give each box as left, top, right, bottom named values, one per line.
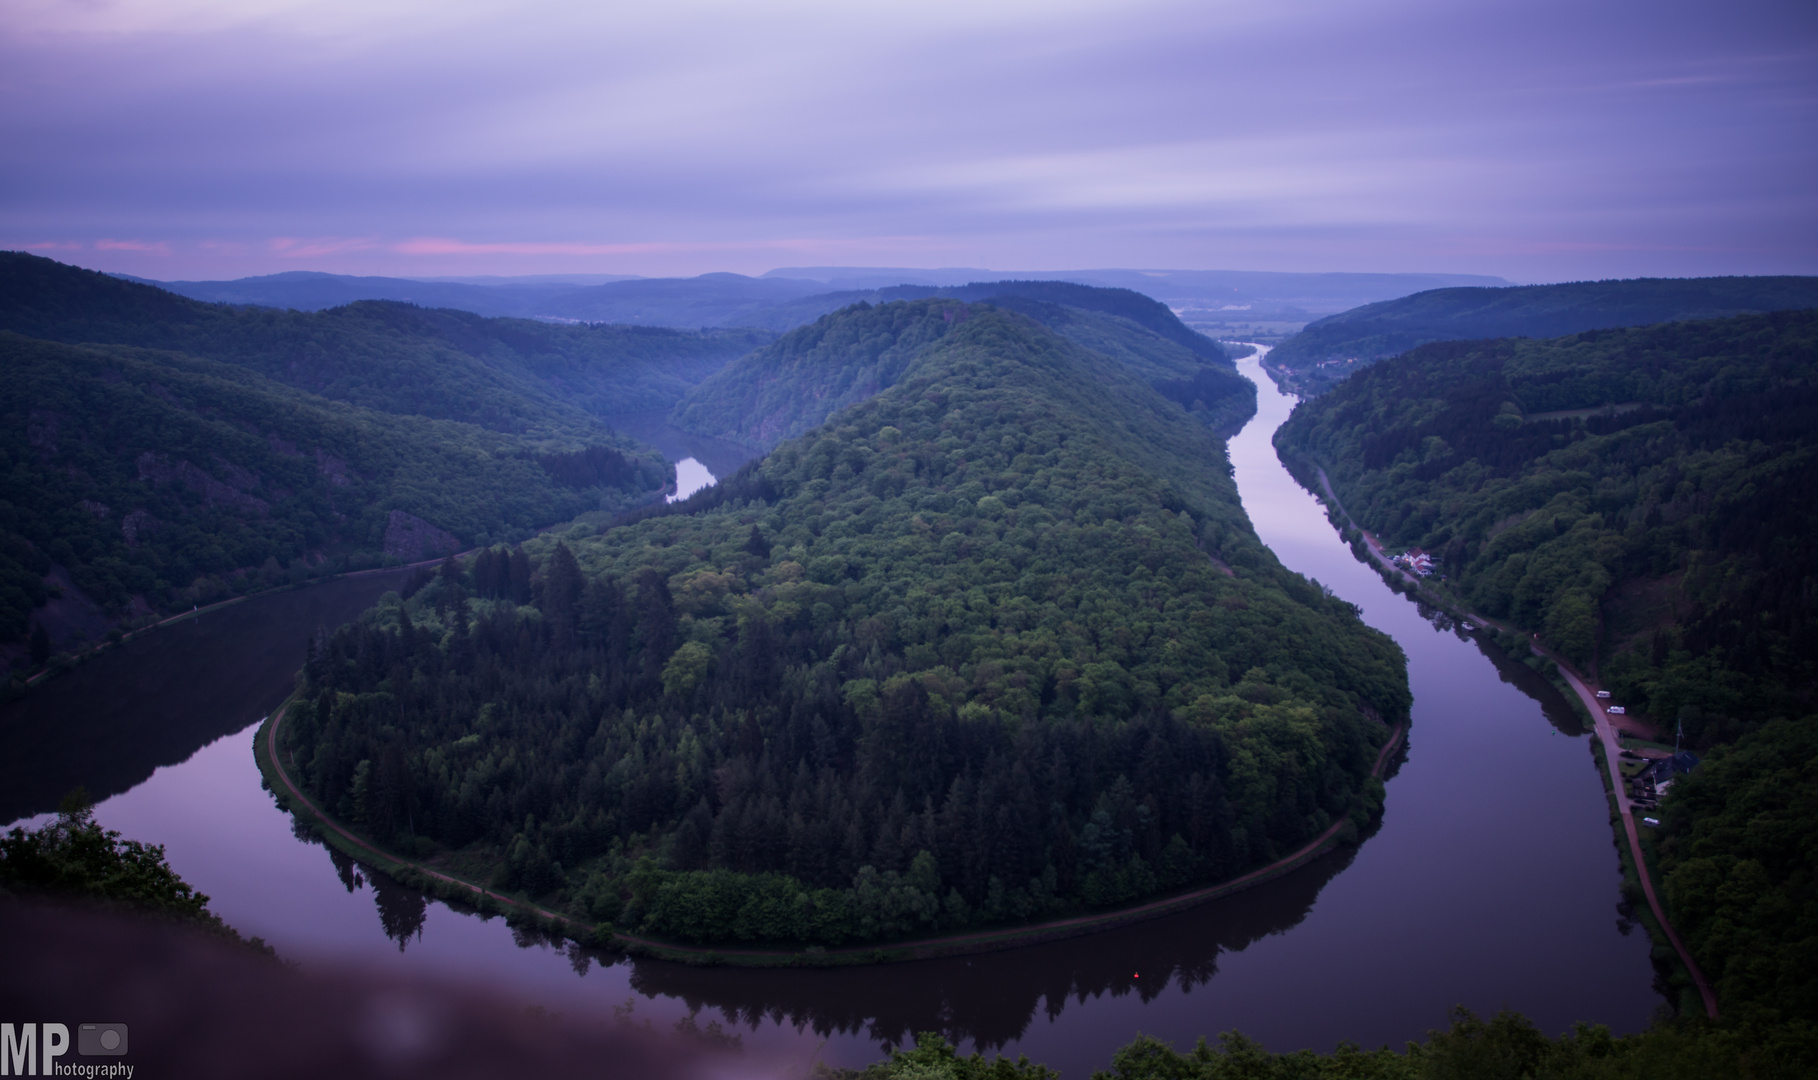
left=1537, top=648, right=1720, bottom=1018
left=1314, top=465, right=1719, bottom=1018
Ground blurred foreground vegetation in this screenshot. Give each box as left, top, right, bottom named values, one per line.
left=0, top=790, right=273, bottom=955
left=835, top=1009, right=1818, bottom=1079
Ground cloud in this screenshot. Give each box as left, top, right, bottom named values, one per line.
left=2, top=0, right=1813, bottom=280
left=94, top=239, right=172, bottom=253
left=267, top=236, right=382, bottom=257
left=391, top=235, right=947, bottom=258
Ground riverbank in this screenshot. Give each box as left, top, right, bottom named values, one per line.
left=1297, top=459, right=1718, bottom=1018
left=1536, top=646, right=1720, bottom=1019
left=258, top=703, right=1407, bottom=968
left=15, top=552, right=467, bottom=696
left=6, top=352, right=1660, bottom=1065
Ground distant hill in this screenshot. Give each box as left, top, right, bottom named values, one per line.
left=1, top=253, right=769, bottom=433
left=766, top=266, right=1511, bottom=310
left=0, top=253, right=783, bottom=670
left=1269, top=276, right=1818, bottom=393
left=113, top=268, right=837, bottom=326
left=0, top=332, right=668, bottom=653
left=669, top=300, right=965, bottom=450
left=114, top=270, right=589, bottom=317
left=767, top=267, right=1515, bottom=344
left=671, top=286, right=1252, bottom=450
left=943, top=280, right=1228, bottom=363
left=723, top=278, right=1230, bottom=360
left=110, top=264, right=1513, bottom=341
left=533, top=273, right=835, bottom=326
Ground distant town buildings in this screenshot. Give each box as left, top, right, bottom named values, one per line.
left=1391, top=548, right=1436, bottom=576
left=1626, top=751, right=1700, bottom=810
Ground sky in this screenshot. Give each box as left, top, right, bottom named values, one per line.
left=3, top=0, right=1815, bottom=283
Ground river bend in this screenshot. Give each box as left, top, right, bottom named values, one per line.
left=0, top=365, right=1659, bottom=1074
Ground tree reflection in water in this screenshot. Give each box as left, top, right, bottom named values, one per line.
left=624, top=841, right=1368, bottom=1052
left=285, top=732, right=1411, bottom=1051
left=0, top=568, right=415, bottom=824
left=293, top=823, right=1378, bottom=1048
left=371, top=869, right=428, bottom=951
left=1469, top=632, right=1587, bottom=737
left=320, top=842, right=427, bottom=951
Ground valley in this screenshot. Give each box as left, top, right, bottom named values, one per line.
left=4, top=263, right=1813, bottom=1076
left=0, top=342, right=1663, bottom=1073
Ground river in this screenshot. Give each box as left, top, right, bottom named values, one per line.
left=0, top=367, right=1660, bottom=1074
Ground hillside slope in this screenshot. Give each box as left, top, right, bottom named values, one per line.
left=117, top=270, right=610, bottom=317
left=1270, top=276, right=1818, bottom=394
left=667, top=300, right=965, bottom=450
left=0, top=333, right=668, bottom=656
left=533, top=272, right=833, bottom=326
left=1, top=254, right=768, bottom=433
left=1275, top=310, right=1818, bottom=1018
left=672, top=292, right=1250, bottom=451
left=281, top=305, right=1408, bottom=949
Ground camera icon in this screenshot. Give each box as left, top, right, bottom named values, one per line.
left=78, top=1024, right=128, bottom=1056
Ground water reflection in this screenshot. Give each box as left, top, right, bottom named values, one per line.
left=628, top=844, right=1367, bottom=1052
left=309, top=831, right=1379, bottom=1054
left=0, top=365, right=1661, bottom=1075
left=605, top=410, right=761, bottom=482
left=1469, top=632, right=1588, bottom=737
left=319, top=843, right=430, bottom=953
left=668, top=457, right=717, bottom=502
left=0, top=569, right=414, bottom=824
left=1344, top=548, right=1585, bottom=737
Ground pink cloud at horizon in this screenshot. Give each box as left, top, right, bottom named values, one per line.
left=392, top=235, right=955, bottom=258
left=95, top=239, right=172, bottom=253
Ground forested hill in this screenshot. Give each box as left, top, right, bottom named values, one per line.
left=283, top=304, right=1408, bottom=950
left=940, top=280, right=1228, bottom=363
left=1276, top=310, right=1818, bottom=1020
left=115, top=269, right=636, bottom=317
left=0, top=253, right=769, bottom=434
left=667, top=300, right=964, bottom=451
left=1270, top=275, right=1818, bottom=394
left=671, top=294, right=1252, bottom=451
left=0, top=251, right=751, bottom=676
left=741, top=279, right=1232, bottom=364
left=0, top=332, right=668, bottom=661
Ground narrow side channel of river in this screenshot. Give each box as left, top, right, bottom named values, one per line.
left=0, top=375, right=1659, bottom=1076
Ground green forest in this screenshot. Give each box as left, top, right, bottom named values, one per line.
left=1269, top=276, right=1818, bottom=395
left=279, top=301, right=1408, bottom=949
left=0, top=332, right=669, bottom=655
left=672, top=284, right=1252, bottom=452
left=0, top=252, right=803, bottom=674
left=1275, top=309, right=1818, bottom=1023
left=0, top=252, right=768, bottom=436
left=669, top=299, right=965, bottom=450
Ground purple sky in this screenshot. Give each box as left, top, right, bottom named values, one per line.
left=4, top=0, right=1814, bottom=282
